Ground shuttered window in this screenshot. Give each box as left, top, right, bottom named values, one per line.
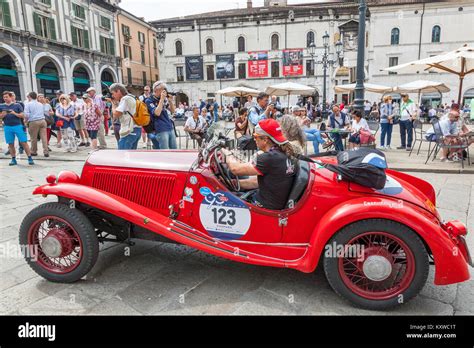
left=0, top=0, right=12, bottom=28
left=71, top=26, right=90, bottom=49
left=100, top=36, right=115, bottom=56
left=72, top=3, right=86, bottom=20
left=33, top=12, right=56, bottom=40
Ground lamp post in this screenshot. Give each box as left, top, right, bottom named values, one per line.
left=354, top=0, right=367, bottom=114
left=308, top=32, right=343, bottom=120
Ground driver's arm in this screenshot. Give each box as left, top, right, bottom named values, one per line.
left=239, top=177, right=258, bottom=190
left=224, top=151, right=259, bottom=177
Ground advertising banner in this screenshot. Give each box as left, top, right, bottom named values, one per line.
left=216, top=54, right=235, bottom=79
left=282, top=49, right=303, bottom=76
left=185, top=56, right=204, bottom=80
left=248, top=51, right=268, bottom=78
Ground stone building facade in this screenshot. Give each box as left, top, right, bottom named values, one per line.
left=150, top=0, right=474, bottom=107
left=0, top=0, right=121, bottom=99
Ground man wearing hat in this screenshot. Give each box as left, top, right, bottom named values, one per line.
left=398, top=93, right=418, bottom=150
left=87, top=87, right=107, bottom=149
left=223, top=118, right=297, bottom=210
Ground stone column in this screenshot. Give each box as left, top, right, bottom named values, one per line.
left=21, top=46, right=33, bottom=95
left=94, top=61, right=102, bottom=92
left=63, top=55, right=73, bottom=93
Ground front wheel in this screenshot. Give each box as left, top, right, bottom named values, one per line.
left=323, top=219, right=429, bottom=310
left=19, top=202, right=99, bottom=283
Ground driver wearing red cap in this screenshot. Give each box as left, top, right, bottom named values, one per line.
left=223, top=119, right=297, bottom=210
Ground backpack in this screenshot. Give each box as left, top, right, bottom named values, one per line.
left=127, top=96, right=154, bottom=133
left=325, top=148, right=387, bottom=190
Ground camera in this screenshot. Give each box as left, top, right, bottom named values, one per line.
left=166, top=89, right=177, bottom=97
left=101, top=93, right=111, bottom=101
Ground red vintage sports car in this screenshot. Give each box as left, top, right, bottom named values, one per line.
left=20, top=134, right=472, bottom=310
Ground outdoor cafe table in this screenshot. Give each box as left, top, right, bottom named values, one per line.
left=320, top=129, right=353, bottom=150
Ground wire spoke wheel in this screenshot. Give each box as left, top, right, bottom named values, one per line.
left=339, top=232, right=415, bottom=300
left=28, top=216, right=83, bottom=274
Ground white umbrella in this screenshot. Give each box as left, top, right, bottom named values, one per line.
left=334, top=83, right=393, bottom=94
left=384, top=45, right=474, bottom=103
left=393, top=80, right=450, bottom=94
left=215, top=86, right=261, bottom=97
left=265, top=82, right=315, bottom=107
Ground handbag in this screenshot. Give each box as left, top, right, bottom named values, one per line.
left=359, top=129, right=375, bottom=144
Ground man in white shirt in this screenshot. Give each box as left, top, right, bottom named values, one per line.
left=184, top=106, right=208, bottom=146
left=398, top=93, right=418, bottom=151
left=69, top=92, right=89, bottom=147
left=364, top=100, right=372, bottom=117
left=110, top=83, right=141, bottom=150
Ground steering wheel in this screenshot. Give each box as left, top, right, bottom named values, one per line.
left=214, top=149, right=241, bottom=192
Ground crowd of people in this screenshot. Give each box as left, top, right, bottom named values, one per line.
left=1, top=80, right=473, bottom=167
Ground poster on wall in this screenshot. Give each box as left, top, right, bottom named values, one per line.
left=248, top=51, right=268, bottom=78
left=216, top=54, right=235, bottom=79
left=282, top=49, right=303, bottom=76
left=185, top=56, right=204, bottom=80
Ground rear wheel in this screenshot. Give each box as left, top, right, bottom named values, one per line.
left=323, top=219, right=429, bottom=310
left=19, top=202, right=99, bottom=283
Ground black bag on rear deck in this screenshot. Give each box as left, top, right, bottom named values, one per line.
left=325, top=148, right=387, bottom=190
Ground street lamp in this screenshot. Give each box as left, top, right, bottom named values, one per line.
left=309, top=31, right=344, bottom=120
left=354, top=0, right=367, bottom=114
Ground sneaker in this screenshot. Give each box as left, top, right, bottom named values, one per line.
left=56, top=143, right=62, bottom=148
left=406, top=147, right=412, bottom=151
left=30, top=153, right=38, bottom=157
left=386, top=145, right=392, bottom=149
left=48, top=147, right=52, bottom=152
left=4, top=149, right=10, bottom=156
left=9, top=158, right=17, bottom=166
left=396, top=146, right=406, bottom=150
left=28, top=157, right=35, bottom=165
left=86, top=142, right=91, bottom=147
left=78, top=142, right=86, bottom=147
left=44, top=153, right=50, bottom=158
left=378, top=146, right=386, bottom=151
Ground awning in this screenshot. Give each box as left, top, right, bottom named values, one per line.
left=0, top=68, right=17, bottom=77
left=73, top=77, right=90, bottom=85
left=36, top=73, right=59, bottom=81
left=102, top=81, right=113, bottom=87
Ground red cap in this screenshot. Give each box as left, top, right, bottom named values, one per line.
left=255, top=118, right=288, bottom=145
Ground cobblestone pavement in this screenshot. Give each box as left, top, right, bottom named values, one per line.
left=0, top=159, right=473, bottom=315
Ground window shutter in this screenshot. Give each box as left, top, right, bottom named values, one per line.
left=48, top=18, right=56, bottom=40
left=33, top=13, right=41, bottom=36
left=71, top=26, right=78, bottom=46
left=84, top=29, right=90, bottom=49
left=2, top=1, right=12, bottom=28
left=100, top=36, right=105, bottom=53
left=109, top=39, right=115, bottom=56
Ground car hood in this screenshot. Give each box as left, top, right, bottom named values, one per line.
left=86, top=150, right=198, bottom=172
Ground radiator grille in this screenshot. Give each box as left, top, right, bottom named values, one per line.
left=91, top=170, right=177, bottom=211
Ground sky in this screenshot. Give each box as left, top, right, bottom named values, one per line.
left=119, top=0, right=330, bottom=21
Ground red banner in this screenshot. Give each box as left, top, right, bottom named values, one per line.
left=282, top=49, right=303, bottom=76
left=248, top=51, right=268, bottom=78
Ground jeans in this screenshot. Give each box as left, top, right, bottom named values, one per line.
left=214, top=113, right=219, bottom=123
left=380, top=123, right=393, bottom=147
left=330, top=133, right=344, bottom=152
left=304, top=129, right=325, bottom=154
left=118, top=127, right=141, bottom=150
left=156, top=130, right=177, bottom=149
left=148, top=133, right=161, bottom=149
left=399, top=120, right=413, bottom=147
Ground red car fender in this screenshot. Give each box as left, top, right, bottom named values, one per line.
left=32, top=183, right=290, bottom=268
left=290, top=197, right=470, bottom=286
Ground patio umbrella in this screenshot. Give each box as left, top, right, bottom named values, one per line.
left=215, top=86, right=261, bottom=97
left=393, top=80, right=451, bottom=104
left=334, top=83, right=393, bottom=94
left=265, top=82, right=315, bottom=107
left=383, top=45, right=474, bottom=104
left=216, top=86, right=261, bottom=109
